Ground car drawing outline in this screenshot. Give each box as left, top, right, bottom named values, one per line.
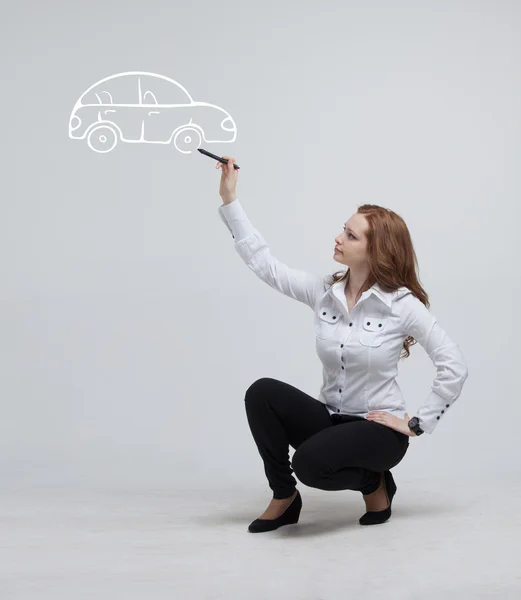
left=68, top=71, right=237, bottom=154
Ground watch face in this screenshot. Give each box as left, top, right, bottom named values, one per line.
left=408, top=417, right=423, bottom=435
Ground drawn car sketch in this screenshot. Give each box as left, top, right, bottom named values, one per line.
left=68, top=71, right=237, bottom=154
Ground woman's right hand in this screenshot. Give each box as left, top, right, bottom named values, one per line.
left=216, top=155, right=238, bottom=205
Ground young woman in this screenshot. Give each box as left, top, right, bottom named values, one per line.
left=215, top=156, right=468, bottom=534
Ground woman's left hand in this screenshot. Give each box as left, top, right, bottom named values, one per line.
left=365, top=411, right=417, bottom=436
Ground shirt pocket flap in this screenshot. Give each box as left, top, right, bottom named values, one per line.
left=319, top=309, right=341, bottom=324
left=362, top=316, right=386, bottom=332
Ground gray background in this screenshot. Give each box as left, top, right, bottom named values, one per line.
left=2, top=0, right=519, bottom=492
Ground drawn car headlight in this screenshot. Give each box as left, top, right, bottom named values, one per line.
left=221, top=117, right=235, bottom=131
left=70, top=115, right=81, bottom=131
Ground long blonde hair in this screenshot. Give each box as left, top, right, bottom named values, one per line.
left=326, top=204, right=430, bottom=359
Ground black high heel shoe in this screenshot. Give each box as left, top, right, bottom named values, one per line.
left=359, top=470, right=397, bottom=526
left=248, top=490, right=302, bottom=533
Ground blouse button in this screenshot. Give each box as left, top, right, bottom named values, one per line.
left=332, top=316, right=337, bottom=319
left=366, top=321, right=371, bottom=326
left=339, top=389, right=342, bottom=393
left=322, top=311, right=326, bottom=315
left=349, top=323, right=353, bottom=326
left=342, top=366, right=344, bottom=370
left=340, top=344, right=344, bottom=348
left=436, top=416, right=440, bottom=420
left=441, top=410, right=445, bottom=414
left=446, top=404, right=449, bottom=408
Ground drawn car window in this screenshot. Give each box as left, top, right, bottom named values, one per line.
left=143, top=90, right=158, bottom=104
left=138, top=75, right=192, bottom=105
left=79, top=75, right=139, bottom=106
left=95, top=90, right=113, bottom=104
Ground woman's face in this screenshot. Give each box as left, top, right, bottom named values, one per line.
left=333, top=213, right=369, bottom=267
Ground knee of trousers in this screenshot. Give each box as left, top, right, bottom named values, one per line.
left=244, top=377, right=279, bottom=406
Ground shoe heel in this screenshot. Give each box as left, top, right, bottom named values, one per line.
left=359, top=471, right=396, bottom=526
left=286, top=491, right=302, bottom=523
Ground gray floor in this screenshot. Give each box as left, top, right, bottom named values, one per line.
left=1, top=477, right=520, bottom=599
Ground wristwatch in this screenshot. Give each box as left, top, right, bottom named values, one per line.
left=408, top=416, right=424, bottom=436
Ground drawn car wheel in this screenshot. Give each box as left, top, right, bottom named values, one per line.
left=173, top=127, right=202, bottom=154
left=87, top=125, right=118, bottom=153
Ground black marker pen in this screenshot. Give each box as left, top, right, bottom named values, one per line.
left=197, top=148, right=240, bottom=169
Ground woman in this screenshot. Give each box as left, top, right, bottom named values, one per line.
left=215, top=156, right=469, bottom=534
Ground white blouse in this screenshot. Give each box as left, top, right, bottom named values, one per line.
left=218, top=199, right=469, bottom=434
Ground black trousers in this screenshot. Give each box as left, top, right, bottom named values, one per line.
left=245, top=378, right=410, bottom=499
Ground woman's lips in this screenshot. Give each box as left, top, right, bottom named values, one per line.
left=334, top=247, right=341, bottom=252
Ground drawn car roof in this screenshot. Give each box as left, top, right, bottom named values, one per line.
left=78, top=71, right=194, bottom=103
